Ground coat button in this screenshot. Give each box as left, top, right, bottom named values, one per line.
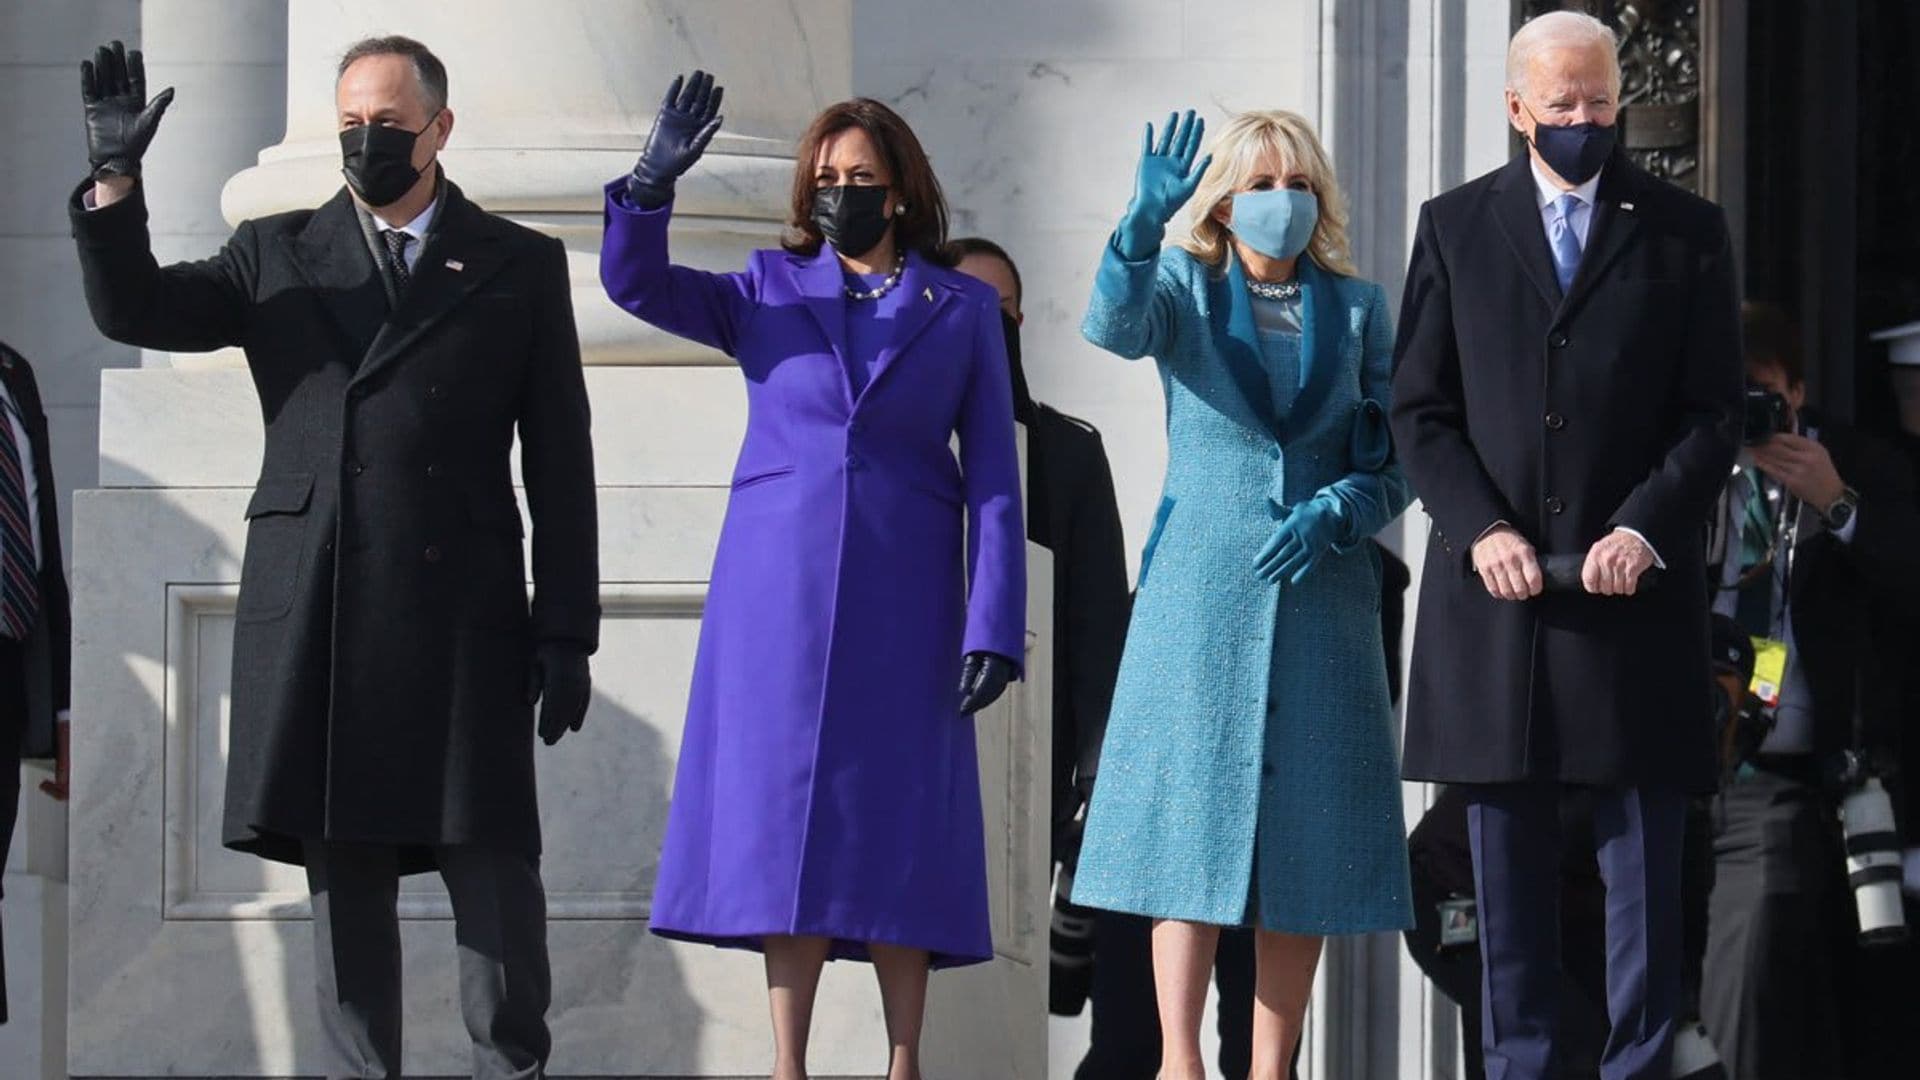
left=1546, top=495, right=1566, bottom=515
left=1545, top=412, right=1566, bottom=431
left=846, top=454, right=863, bottom=470
left=424, top=545, right=442, bottom=563
left=1268, top=445, right=1281, bottom=461
left=1549, top=331, right=1569, bottom=348
left=849, top=419, right=864, bottom=434
left=1261, top=761, right=1275, bottom=777
left=426, top=463, right=441, bottom=478
left=350, top=462, right=366, bottom=476
left=426, top=384, right=444, bottom=399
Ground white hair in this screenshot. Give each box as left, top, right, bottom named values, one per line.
left=1507, top=10, right=1620, bottom=98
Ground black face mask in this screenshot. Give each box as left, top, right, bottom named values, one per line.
left=999, top=308, right=1034, bottom=423
left=340, top=112, right=438, bottom=207
left=1523, top=103, right=1616, bottom=186
left=812, top=184, right=894, bottom=259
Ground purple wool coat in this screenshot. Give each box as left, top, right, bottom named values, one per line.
left=600, top=181, right=1026, bottom=967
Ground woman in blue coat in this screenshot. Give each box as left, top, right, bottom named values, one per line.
left=601, top=74, right=1025, bottom=1080
left=1071, top=109, right=1413, bottom=1078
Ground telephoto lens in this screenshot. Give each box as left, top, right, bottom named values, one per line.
left=1841, top=777, right=1910, bottom=945
left=1670, top=1019, right=1728, bottom=1079
left=1049, top=866, right=1097, bottom=1016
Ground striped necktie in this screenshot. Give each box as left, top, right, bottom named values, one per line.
left=383, top=229, right=413, bottom=294
left=0, top=391, right=40, bottom=640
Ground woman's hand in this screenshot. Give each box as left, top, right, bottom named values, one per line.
left=1254, top=497, right=1349, bottom=586
left=626, top=70, right=725, bottom=210
left=958, top=652, right=1017, bottom=715
left=1115, top=110, right=1211, bottom=261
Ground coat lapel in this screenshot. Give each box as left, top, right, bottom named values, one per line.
left=353, top=182, right=512, bottom=386
left=1274, top=258, right=1351, bottom=443
left=1489, top=155, right=1564, bottom=310
left=859, top=253, right=956, bottom=404
left=1558, top=152, right=1643, bottom=316
left=788, top=246, right=854, bottom=405
left=282, top=189, right=389, bottom=363
left=1208, top=254, right=1278, bottom=438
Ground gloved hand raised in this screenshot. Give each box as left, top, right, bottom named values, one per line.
left=626, top=70, right=725, bottom=210
left=80, top=40, right=174, bottom=179
left=1254, top=496, right=1350, bottom=587
left=958, top=651, right=1018, bottom=715
left=527, top=644, right=592, bottom=746
left=1115, top=110, right=1212, bottom=261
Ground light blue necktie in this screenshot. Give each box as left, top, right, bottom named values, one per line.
left=1549, top=192, right=1584, bottom=294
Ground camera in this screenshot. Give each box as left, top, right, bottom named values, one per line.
left=1742, top=388, right=1792, bottom=445
left=1831, top=753, right=1909, bottom=946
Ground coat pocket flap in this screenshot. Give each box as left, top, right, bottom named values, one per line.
left=244, top=474, right=315, bottom=519
left=464, top=489, right=526, bottom=537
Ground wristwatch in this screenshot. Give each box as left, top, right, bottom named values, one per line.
left=1822, top=486, right=1860, bottom=531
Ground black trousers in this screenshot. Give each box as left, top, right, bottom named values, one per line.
left=304, top=840, right=551, bottom=1080
left=1699, top=765, right=1850, bottom=1079
left=0, top=634, right=27, bottom=1025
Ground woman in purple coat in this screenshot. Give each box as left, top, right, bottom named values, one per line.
left=601, top=72, right=1026, bottom=1080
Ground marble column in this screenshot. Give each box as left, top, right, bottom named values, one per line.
left=70, top=2, right=1052, bottom=1076
left=138, top=0, right=288, bottom=368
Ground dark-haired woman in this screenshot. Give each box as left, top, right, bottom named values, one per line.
left=601, top=73, right=1025, bottom=1080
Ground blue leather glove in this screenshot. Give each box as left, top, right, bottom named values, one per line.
left=626, top=70, right=724, bottom=210
left=1254, top=496, right=1350, bottom=586
left=1114, top=110, right=1212, bottom=261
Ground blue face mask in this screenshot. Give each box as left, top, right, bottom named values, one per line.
left=1229, top=188, right=1319, bottom=261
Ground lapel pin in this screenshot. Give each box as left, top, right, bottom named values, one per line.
left=1620, top=202, right=1635, bottom=212
left=445, top=259, right=465, bottom=272
left=923, top=287, right=934, bottom=302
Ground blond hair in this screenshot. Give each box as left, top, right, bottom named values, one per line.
left=1179, top=110, right=1357, bottom=278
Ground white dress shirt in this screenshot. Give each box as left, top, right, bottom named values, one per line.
left=1530, top=159, right=1601, bottom=250
left=371, top=197, right=439, bottom=273
left=0, top=381, right=43, bottom=571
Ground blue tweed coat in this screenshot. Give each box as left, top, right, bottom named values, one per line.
left=1071, top=241, right=1414, bottom=933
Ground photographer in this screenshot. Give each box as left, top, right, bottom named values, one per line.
left=1699, top=303, right=1920, bottom=1078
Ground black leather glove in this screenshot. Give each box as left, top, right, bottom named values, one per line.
left=527, top=645, right=592, bottom=746
left=958, top=651, right=1017, bottom=715
left=626, top=70, right=724, bottom=210
left=80, top=40, right=174, bottom=180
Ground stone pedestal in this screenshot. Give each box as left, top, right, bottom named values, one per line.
left=69, top=2, right=1052, bottom=1076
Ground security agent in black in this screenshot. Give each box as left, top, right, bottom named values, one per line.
left=1698, top=303, right=1920, bottom=1078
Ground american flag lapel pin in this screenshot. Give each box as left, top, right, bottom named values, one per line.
left=445, top=258, right=465, bottom=272
left=922, top=286, right=934, bottom=302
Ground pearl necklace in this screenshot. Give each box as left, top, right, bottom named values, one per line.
left=1246, top=279, right=1301, bottom=301
left=845, top=255, right=907, bottom=301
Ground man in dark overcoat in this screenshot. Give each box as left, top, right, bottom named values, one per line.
left=68, top=37, right=597, bottom=1078
left=1389, top=11, right=1741, bottom=1078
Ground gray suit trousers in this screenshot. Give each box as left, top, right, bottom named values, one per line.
left=304, top=839, right=551, bottom=1080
